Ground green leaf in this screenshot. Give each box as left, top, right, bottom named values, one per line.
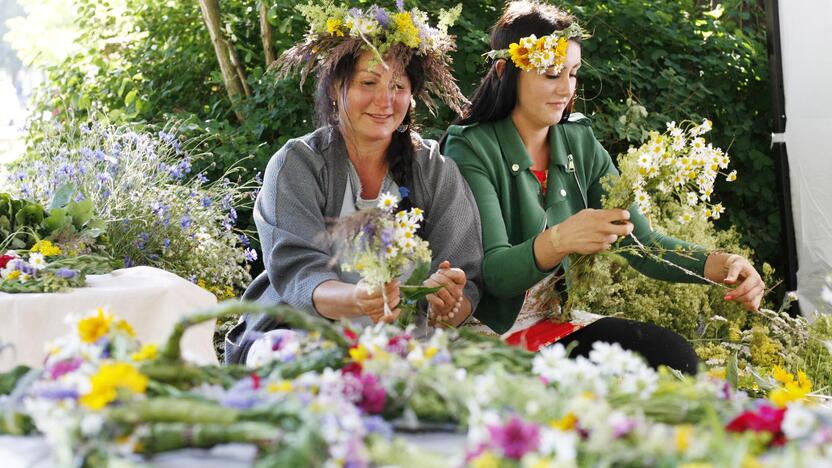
left=43, top=207, right=71, bottom=233
left=67, top=199, right=94, bottom=229
left=13, top=203, right=45, bottom=231
left=405, top=261, right=431, bottom=287
left=400, top=285, right=442, bottom=303
left=49, top=184, right=75, bottom=211
left=726, top=352, right=739, bottom=390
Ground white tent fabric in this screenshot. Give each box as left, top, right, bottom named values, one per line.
left=778, top=1, right=832, bottom=314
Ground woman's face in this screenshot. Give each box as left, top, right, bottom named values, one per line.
left=513, top=39, right=581, bottom=129
left=337, top=51, right=413, bottom=145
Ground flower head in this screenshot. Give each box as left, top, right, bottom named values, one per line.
left=78, top=308, right=113, bottom=344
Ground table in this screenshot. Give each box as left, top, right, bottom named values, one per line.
left=0, top=266, right=218, bottom=371
left=0, top=432, right=467, bottom=467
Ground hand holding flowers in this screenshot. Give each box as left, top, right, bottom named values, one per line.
left=353, top=278, right=401, bottom=324
left=425, top=260, right=469, bottom=326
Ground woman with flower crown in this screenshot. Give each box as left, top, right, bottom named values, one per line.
left=442, top=0, right=765, bottom=374
left=225, top=2, right=482, bottom=365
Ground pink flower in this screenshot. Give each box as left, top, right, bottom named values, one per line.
left=726, top=404, right=786, bottom=446
left=358, top=372, right=386, bottom=414
left=47, top=358, right=82, bottom=380
left=488, top=415, right=540, bottom=460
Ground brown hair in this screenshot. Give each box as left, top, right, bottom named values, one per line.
left=454, top=1, right=580, bottom=127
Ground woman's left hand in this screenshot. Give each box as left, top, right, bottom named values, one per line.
left=706, top=253, right=765, bottom=311
left=424, top=260, right=466, bottom=324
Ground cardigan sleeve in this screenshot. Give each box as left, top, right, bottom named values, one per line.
left=254, top=139, right=340, bottom=315
left=584, top=129, right=709, bottom=283
left=444, top=130, right=550, bottom=300
left=411, top=138, right=484, bottom=309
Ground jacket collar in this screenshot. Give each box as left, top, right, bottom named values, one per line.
left=493, top=117, right=569, bottom=175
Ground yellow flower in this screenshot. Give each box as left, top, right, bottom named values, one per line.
left=708, top=367, right=727, bottom=380
left=424, top=346, right=438, bottom=359
left=393, top=12, right=420, bottom=48
left=769, top=367, right=812, bottom=407
left=116, top=319, right=137, bottom=337
left=326, top=18, right=345, bottom=36
left=349, top=344, right=370, bottom=363
left=6, top=270, right=20, bottom=280
left=30, top=240, right=62, bottom=257
left=80, top=362, right=148, bottom=410
left=131, top=343, right=158, bottom=361
left=268, top=380, right=293, bottom=393
left=470, top=450, right=499, bottom=468
left=675, top=425, right=693, bottom=453
left=509, top=42, right=532, bottom=71
left=78, top=308, right=113, bottom=343
left=550, top=412, right=578, bottom=431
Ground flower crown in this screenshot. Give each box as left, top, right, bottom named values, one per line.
left=485, top=22, right=587, bottom=74
left=275, top=1, right=467, bottom=114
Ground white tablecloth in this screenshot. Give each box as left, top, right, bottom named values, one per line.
left=0, top=266, right=218, bottom=371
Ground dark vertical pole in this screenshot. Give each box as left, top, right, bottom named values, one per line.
left=764, top=0, right=799, bottom=314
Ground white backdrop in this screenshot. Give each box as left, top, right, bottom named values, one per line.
left=778, top=1, right=832, bottom=314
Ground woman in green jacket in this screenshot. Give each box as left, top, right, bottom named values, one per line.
left=442, top=0, right=764, bottom=374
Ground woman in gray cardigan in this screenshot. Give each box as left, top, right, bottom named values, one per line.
left=225, top=11, right=482, bottom=364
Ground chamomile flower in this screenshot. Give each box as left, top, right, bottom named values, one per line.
left=726, top=170, right=737, bottom=182
left=28, top=252, right=47, bottom=270
left=377, top=192, right=399, bottom=212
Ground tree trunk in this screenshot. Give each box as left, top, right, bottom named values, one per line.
left=198, top=0, right=247, bottom=122
left=259, top=1, right=276, bottom=68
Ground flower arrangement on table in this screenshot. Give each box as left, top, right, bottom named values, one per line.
left=333, top=191, right=442, bottom=325
left=0, top=192, right=117, bottom=293
left=3, top=120, right=256, bottom=299
left=2, top=301, right=832, bottom=466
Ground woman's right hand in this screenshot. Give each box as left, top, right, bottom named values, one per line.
left=553, top=208, right=634, bottom=255
left=352, top=279, right=401, bottom=324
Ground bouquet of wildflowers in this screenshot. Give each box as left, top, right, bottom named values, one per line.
left=3, top=119, right=255, bottom=298
left=603, top=119, right=734, bottom=224
left=334, top=192, right=437, bottom=323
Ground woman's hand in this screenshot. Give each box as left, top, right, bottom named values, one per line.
left=554, top=208, right=634, bottom=255
left=424, top=260, right=467, bottom=325
left=705, top=253, right=765, bottom=311
left=352, top=279, right=401, bottom=324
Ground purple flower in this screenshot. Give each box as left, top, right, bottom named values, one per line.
left=239, top=234, right=250, bottom=247
left=362, top=415, right=393, bottom=439
left=396, top=0, right=405, bottom=12
left=79, top=148, right=94, bottom=159
left=47, top=358, right=83, bottom=379
left=197, top=173, right=209, bottom=185
left=201, top=196, right=213, bottom=208
left=219, top=378, right=262, bottom=409
left=254, top=171, right=263, bottom=184
left=373, top=6, right=390, bottom=27
left=124, top=256, right=134, bottom=268
left=73, top=192, right=85, bottom=202
left=94, top=149, right=106, bottom=161
left=379, top=228, right=393, bottom=249
left=31, top=384, right=79, bottom=401
left=348, top=7, right=362, bottom=16
left=488, top=415, right=540, bottom=460
left=244, top=248, right=258, bottom=262
left=179, top=213, right=193, bottom=231
left=55, top=268, right=77, bottom=279
left=398, top=185, right=410, bottom=199
left=80, top=123, right=91, bottom=134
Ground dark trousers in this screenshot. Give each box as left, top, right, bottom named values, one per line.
left=558, top=317, right=699, bottom=375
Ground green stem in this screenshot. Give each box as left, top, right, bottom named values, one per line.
left=138, top=421, right=282, bottom=455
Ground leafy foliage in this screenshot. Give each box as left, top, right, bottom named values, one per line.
left=15, top=0, right=777, bottom=277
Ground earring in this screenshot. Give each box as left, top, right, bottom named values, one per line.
left=396, top=124, right=408, bottom=133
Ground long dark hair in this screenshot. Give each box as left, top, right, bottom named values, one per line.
left=314, top=48, right=426, bottom=189
left=454, top=1, right=579, bottom=128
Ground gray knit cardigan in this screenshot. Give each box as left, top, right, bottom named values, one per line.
left=225, top=126, right=483, bottom=363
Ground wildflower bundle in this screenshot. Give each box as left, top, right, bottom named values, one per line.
left=332, top=191, right=437, bottom=322
left=3, top=120, right=255, bottom=298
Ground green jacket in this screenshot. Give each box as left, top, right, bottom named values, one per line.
left=443, top=114, right=708, bottom=334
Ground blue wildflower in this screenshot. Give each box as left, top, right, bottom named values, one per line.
left=201, top=196, right=213, bottom=208
left=180, top=213, right=193, bottom=231
left=55, top=268, right=77, bottom=279
left=124, top=256, right=134, bottom=268
left=239, top=233, right=250, bottom=247
left=244, top=248, right=258, bottom=262
left=79, top=148, right=94, bottom=159
left=399, top=186, right=410, bottom=199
